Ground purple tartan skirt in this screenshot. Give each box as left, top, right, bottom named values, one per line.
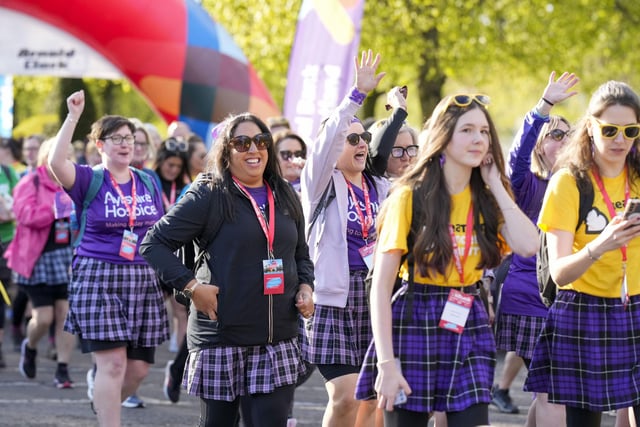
left=525, top=290, right=640, bottom=411
left=495, top=313, right=547, bottom=360
left=355, top=282, right=496, bottom=413
left=64, top=256, right=169, bottom=348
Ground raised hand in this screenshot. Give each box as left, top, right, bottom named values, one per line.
left=354, top=49, right=386, bottom=94
left=542, top=71, right=580, bottom=106
left=66, top=90, right=85, bottom=120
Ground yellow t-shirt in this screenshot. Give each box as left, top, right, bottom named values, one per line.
left=539, top=168, right=640, bottom=297
left=377, top=185, right=488, bottom=287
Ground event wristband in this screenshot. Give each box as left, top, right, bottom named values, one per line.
left=349, top=87, right=366, bottom=105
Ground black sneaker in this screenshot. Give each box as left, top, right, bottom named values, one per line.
left=163, top=360, right=181, bottom=403
left=54, top=368, right=74, bottom=389
left=491, top=386, right=519, bottom=414
left=12, top=327, right=24, bottom=352
left=19, top=339, right=37, bottom=379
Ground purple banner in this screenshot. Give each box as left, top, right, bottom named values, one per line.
left=283, top=0, right=365, bottom=141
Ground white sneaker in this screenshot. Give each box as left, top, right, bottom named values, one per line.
left=287, top=418, right=297, bottom=427
left=86, top=366, right=96, bottom=401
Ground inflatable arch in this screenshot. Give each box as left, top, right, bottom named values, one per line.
left=0, top=0, right=280, bottom=139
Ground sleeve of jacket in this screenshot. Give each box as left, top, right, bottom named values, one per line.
left=369, top=108, right=409, bottom=176
left=12, top=175, right=54, bottom=229
left=508, top=110, right=549, bottom=196
left=140, top=180, right=213, bottom=291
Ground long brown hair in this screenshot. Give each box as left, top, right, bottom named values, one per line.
left=384, top=96, right=511, bottom=278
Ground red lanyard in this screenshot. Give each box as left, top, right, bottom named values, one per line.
left=448, top=204, right=474, bottom=284
left=161, top=181, right=176, bottom=210
left=232, top=176, right=276, bottom=255
left=592, top=167, right=629, bottom=262
left=344, top=174, right=374, bottom=241
left=108, top=169, right=137, bottom=229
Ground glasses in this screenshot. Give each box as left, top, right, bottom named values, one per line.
left=449, top=94, right=491, bottom=108
left=279, top=150, right=306, bottom=161
left=594, top=118, right=640, bottom=139
left=390, top=144, right=419, bottom=158
left=134, top=141, right=149, bottom=149
left=104, top=134, right=135, bottom=145
left=545, top=129, right=571, bottom=142
left=165, top=138, right=188, bottom=152
left=346, top=131, right=372, bottom=146
left=229, top=133, right=272, bottom=152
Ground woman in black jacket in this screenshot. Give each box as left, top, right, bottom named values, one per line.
left=140, top=113, right=314, bottom=427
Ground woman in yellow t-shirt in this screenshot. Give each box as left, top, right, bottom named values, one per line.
left=355, top=94, right=539, bottom=426
left=524, top=81, right=640, bottom=427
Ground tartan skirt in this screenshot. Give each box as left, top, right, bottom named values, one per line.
left=183, top=338, right=305, bottom=401
left=15, top=247, right=73, bottom=286
left=355, top=282, right=496, bottom=413
left=495, top=313, right=547, bottom=360
left=64, top=256, right=169, bottom=348
left=524, top=290, right=640, bottom=411
left=303, top=269, right=371, bottom=367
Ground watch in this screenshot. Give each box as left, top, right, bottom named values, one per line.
left=182, top=282, right=200, bottom=299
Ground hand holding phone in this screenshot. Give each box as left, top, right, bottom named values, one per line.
left=624, top=198, right=640, bottom=220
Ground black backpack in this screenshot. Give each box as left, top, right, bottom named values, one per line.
left=536, top=175, right=593, bottom=306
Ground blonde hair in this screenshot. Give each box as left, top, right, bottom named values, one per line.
left=530, top=115, right=571, bottom=179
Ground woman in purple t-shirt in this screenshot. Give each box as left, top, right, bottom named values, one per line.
left=48, top=90, right=169, bottom=427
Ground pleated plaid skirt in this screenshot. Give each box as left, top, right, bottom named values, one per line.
left=355, top=282, right=496, bottom=413
left=15, top=247, right=73, bottom=286
left=525, top=290, right=640, bottom=411
left=64, top=256, right=169, bottom=348
left=183, top=337, right=306, bottom=401
left=495, top=313, right=547, bottom=360
left=303, top=269, right=371, bottom=367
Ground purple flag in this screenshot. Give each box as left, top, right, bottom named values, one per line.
left=283, top=0, right=365, bottom=141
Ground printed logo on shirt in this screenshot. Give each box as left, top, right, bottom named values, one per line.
left=453, top=232, right=481, bottom=256
left=346, top=197, right=380, bottom=228
left=585, top=207, right=608, bottom=234
left=103, top=191, right=159, bottom=225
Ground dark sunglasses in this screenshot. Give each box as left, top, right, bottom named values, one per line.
left=391, top=144, right=419, bottom=158
left=346, top=131, right=372, bottom=146
left=449, top=94, right=491, bottom=108
left=165, top=138, right=188, bottom=152
left=229, top=133, right=272, bottom=152
left=594, top=118, right=640, bottom=139
left=279, top=150, right=306, bottom=161
left=545, top=128, right=571, bottom=142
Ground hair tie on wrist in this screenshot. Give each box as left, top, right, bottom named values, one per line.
left=542, top=97, right=554, bottom=106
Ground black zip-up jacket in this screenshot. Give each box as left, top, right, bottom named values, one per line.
left=140, top=176, right=314, bottom=349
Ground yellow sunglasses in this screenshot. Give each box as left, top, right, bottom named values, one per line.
left=593, top=118, right=640, bottom=139
left=448, top=94, right=491, bottom=108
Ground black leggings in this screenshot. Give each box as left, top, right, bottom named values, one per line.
left=383, top=403, right=488, bottom=427
left=199, top=384, right=296, bottom=427
left=566, top=406, right=640, bottom=427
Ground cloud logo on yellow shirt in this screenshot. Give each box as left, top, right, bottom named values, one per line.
left=585, top=208, right=607, bottom=234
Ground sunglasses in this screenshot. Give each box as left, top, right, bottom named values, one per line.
left=594, top=118, right=640, bottom=139
left=165, top=138, right=188, bottom=152
left=279, top=150, right=306, bottom=161
left=346, top=131, right=372, bottom=146
left=545, top=128, right=571, bottom=142
left=229, top=133, right=272, bottom=152
left=449, top=94, right=491, bottom=108
left=391, top=144, right=419, bottom=158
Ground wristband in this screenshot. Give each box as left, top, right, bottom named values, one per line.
left=542, top=97, right=554, bottom=106
left=348, top=87, right=366, bottom=105
left=586, top=245, right=601, bottom=261
left=67, top=114, right=78, bottom=124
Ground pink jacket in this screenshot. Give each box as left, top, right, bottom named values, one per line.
left=4, top=166, right=64, bottom=278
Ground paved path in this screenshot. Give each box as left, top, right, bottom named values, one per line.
left=0, top=335, right=618, bottom=426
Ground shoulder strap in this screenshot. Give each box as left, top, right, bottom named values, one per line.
left=73, top=166, right=104, bottom=247
left=192, top=182, right=224, bottom=283
left=306, top=179, right=336, bottom=239
left=403, top=189, right=418, bottom=320
left=1, top=165, right=15, bottom=188
left=576, top=174, right=594, bottom=231
left=130, top=167, right=156, bottom=198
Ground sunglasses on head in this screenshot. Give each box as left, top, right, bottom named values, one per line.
left=391, top=144, right=419, bottom=158
left=594, top=118, right=640, bottom=139
left=546, top=128, right=571, bottom=142
left=449, top=94, right=491, bottom=108
left=229, top=133, right=272, bottom=152
left=165, top=138, right=188, bottom=152
left=346, top=131, right=372, bottom=146
left=279, top=150, right=306, bottom=161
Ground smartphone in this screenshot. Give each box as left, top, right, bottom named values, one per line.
left=385, top=86, right=408, bottom=111
left=393, top=358, right=408, bottom=405
left=624, top=198, right=640, bottom=220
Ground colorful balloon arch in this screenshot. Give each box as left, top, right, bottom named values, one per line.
left=0, top=0, right=280, bottom=139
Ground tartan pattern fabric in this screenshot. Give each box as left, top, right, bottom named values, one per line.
left=495, top=312, right=547, bottom=359
left=183, top=338, right=305, bottom=401
left=15, top=246, right=73, bottom=286
left=355, top=282, right=496, bottom=413
left=303, top=270, right=371, bottom=366
left=525, top=290, right=640, bottom=411
left=64, top=256, right=169, bottom=347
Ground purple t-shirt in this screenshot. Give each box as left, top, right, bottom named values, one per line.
left=346, top=176, right=379, bottom=270
left=245, top=185, right=268, bottom=213
left=67, top=164, right=163, bottom=264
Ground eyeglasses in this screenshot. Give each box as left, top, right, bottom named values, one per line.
left=594, top=118, right=640, bottom=139
left=229, top=133, right=272, bottom=152
left=165, top=138, right=188, bottom=152
left=103, top=134, right=135, bottom=145
left=134, top=141, right=149, bottom=149
left=545, top=129, right=571, bottom=142
left=279, top=150, right=306, bottom=161
left=346, top=131, right=372, bottom=146
left=391, top=144, right=419, bottom=158
left=448, top=94, right=491, bottom=108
